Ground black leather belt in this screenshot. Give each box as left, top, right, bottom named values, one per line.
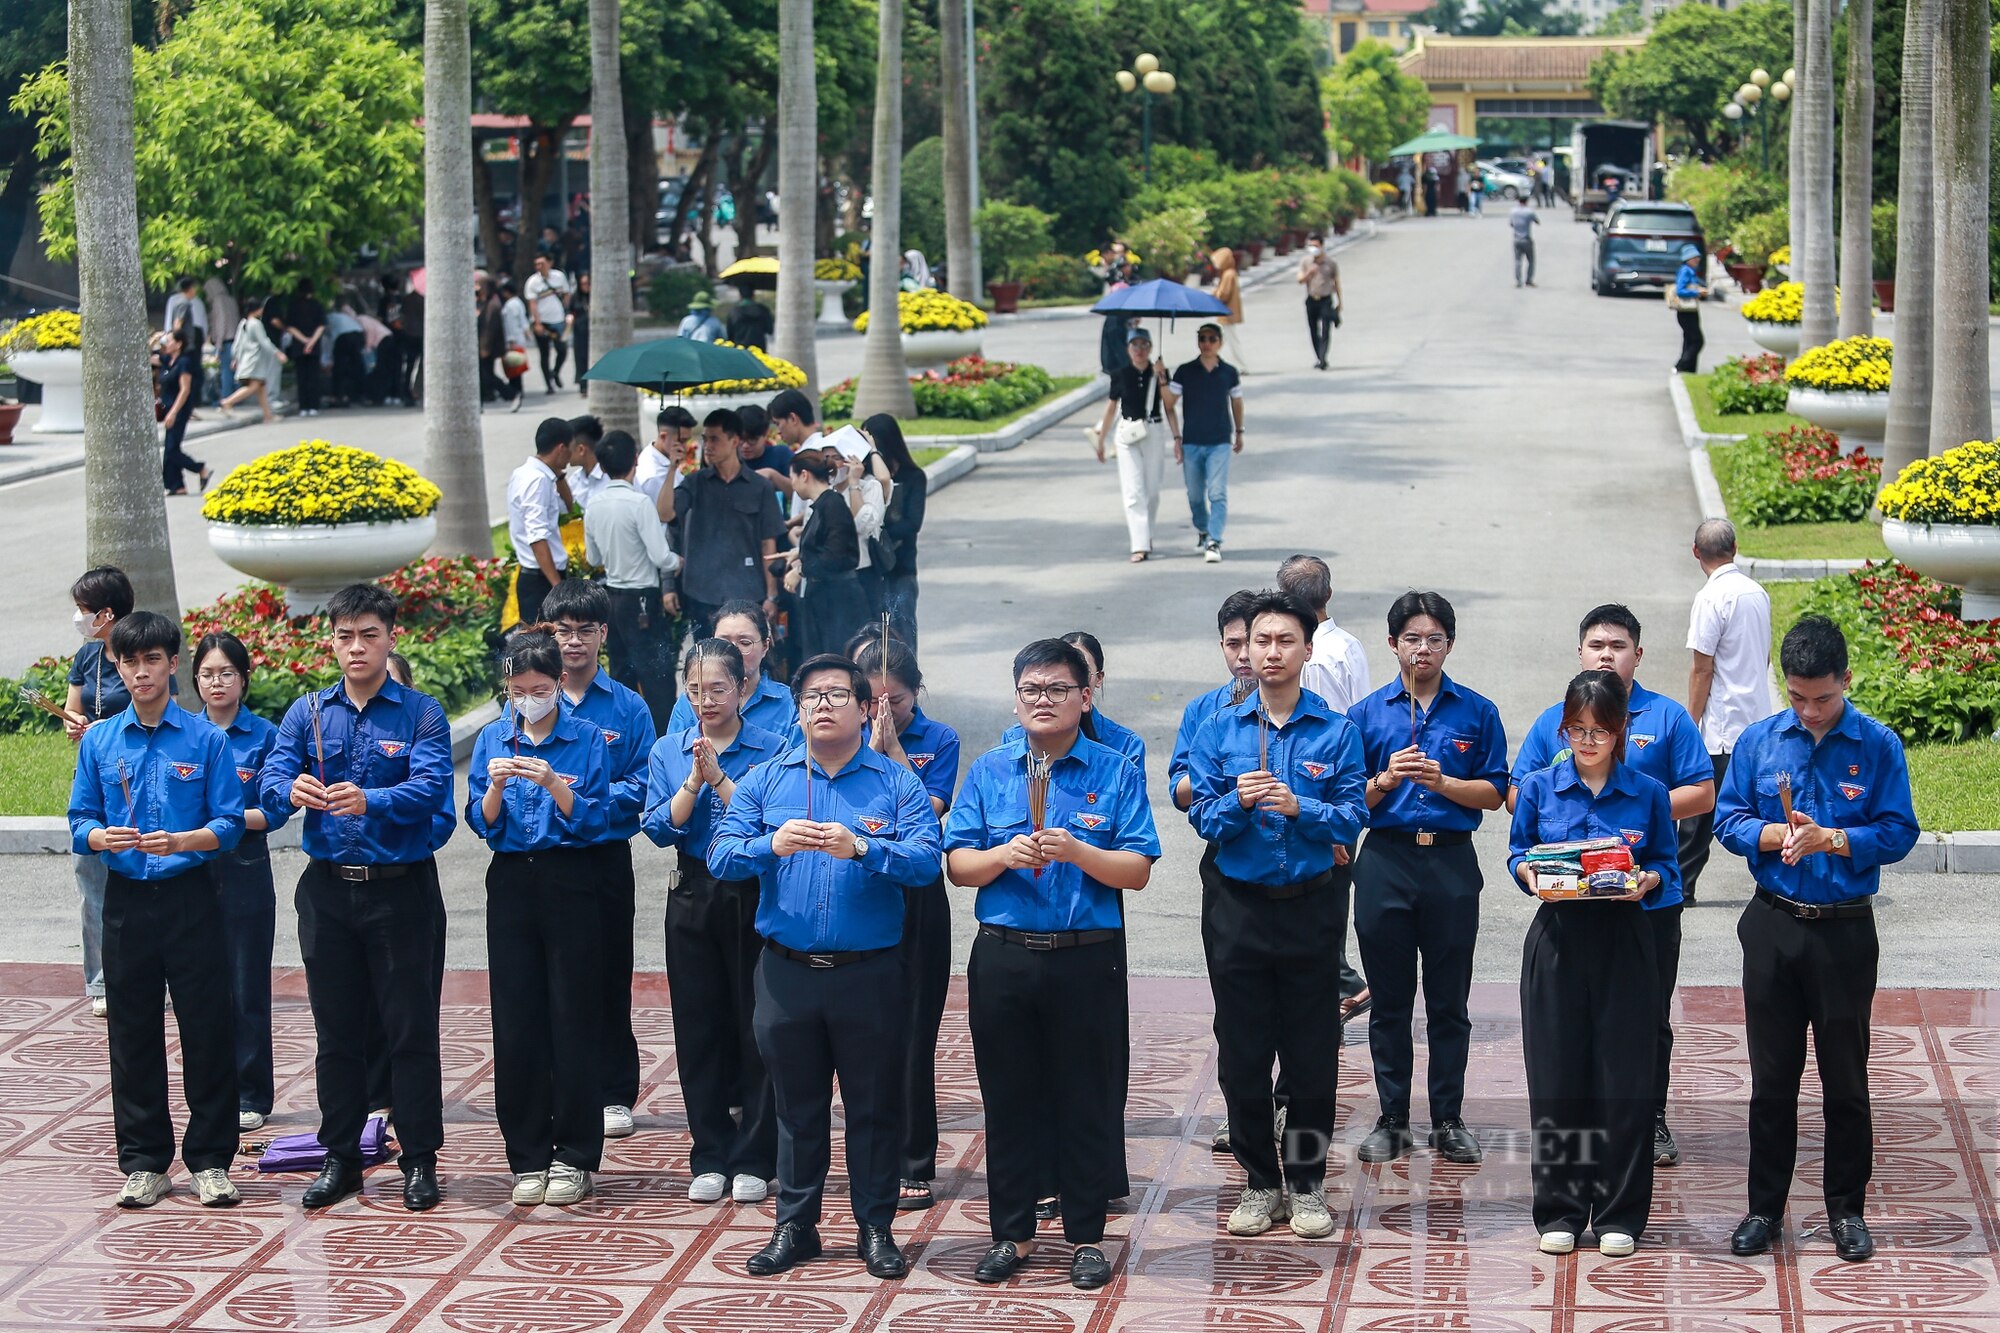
left=765, top=939, right=892, bottom=968
left=1220, top=869, right=1335, bottom=901
left=1756, top=888, right=1873, bottom=920
left=326, top=862, right=412, bottom=882
left=979, top=924, right=1122, bottom=951
left=1368, top=828, right=1473, bottom=848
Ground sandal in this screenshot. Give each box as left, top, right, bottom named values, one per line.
left=1129, top=551, right=1149, bottom=563
left=198, top=467, right=212, bottom=493
left=897, top=1178, right=934, bottom=1211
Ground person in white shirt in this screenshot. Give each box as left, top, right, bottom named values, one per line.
left=499, top=277, right=532, bottom=415
left=583, top=431, right=681, bottom=726
left=507, top=418, right=574, bottom=622
left=1680, top=518, right=1775, bottom=903
left=524, top=255, right=574, bottom=394
left=634, top=405, right=697, bottom=542
left=560, top=415, right=610, bottom=512
left=164, top=276, right=209, bottom=343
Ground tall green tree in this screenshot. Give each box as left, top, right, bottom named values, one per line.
left=0, top=0, right=84, bottom=287
left=983, top=0, right=1129, bottom=252
left=939, top=0, right=978, bottom=298
left=1838, top=0, right=1874, bottom=338
left=773, top=0, right=818, bottom=394
left=1798, top=0, right=1837, bottom=351
left=855, top=0, right=916, bottom=418
left=1321, top=40, right=1428, bottom=165
left=1588, top=1, right=1793, bottom=158
left=587, top=0, right=638, bottom=436
left=1883, top=0, right=1934, bottom=479
left=423, top=0, right=488, bottom=559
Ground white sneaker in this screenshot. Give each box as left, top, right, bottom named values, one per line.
left=193, top=1167, right=240, bottom=1207
left=511, top=1171, right=548, bottom=1205
left=1226, top=1186, right=1291, bottom=1236
left=1598, top=1231, right=1636, bottom=1257
left=1289, top=1186, right=1334, bottom=1238
left=117, top=1170, right=171, bottom=1208
left=239, top=1110, right=266, bottom=1132
left=508, top=396, right=523, bottom=414
left=1203, top=542, right=1222, bottom=564
left=731, top=1174, right=769, bottom=1203
left=688, top=1171, right=728, bottom=1203
left=1539, top=1230, right=1576, bottom=1255
left=89, top=997, right=108, bottom=1019
left=544, top=1163, right=592, bottom=1206
left=602, top=1105, right=635, bottom=1138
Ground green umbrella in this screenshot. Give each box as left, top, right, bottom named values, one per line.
left=1387, top=129, right=1481, bottom=157
left=578, top=336, right=770, bottom=393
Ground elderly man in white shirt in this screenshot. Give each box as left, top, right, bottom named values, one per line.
left=506, top=417, right=574, bottom=623
left=1680, top=518, right=1775, bottom=903
left=583, top=431, right=682, bottom=727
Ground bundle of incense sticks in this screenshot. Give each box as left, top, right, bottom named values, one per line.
left=805, top=754, right=815, bottom=823
left=1405, top=672, right=1419, bottom=747
left=1229, top=675, right=1255, bottom=706
left=308, top=693, right=327, bottom=784
left=18, top=688, right=79, bottom=725
left=1776, top=771, right=1794, bottom=826
left=1257, top=705, right=1269, bottom=775
left=116, top=757, right=134, bottom=822
left=1026, top=749, right=1053, bottom=879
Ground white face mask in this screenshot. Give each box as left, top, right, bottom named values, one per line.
left=74, top=608, right=102, bottom=640
left=1307, top=244, right=1322, bottom=255
left=512, top=692, right=558, bottom=725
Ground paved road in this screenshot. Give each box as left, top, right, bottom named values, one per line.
left=5, top=216, right=1995, bottom=987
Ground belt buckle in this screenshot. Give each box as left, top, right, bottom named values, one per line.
left=1021, top=932, right=1058, bottom=951
left=335, top=864, right=367, bottom=882
left=806, top=953, right=835, bottom=969
left=1415, top=831, right=1436, bottom=847
left=1797, top=902, right=1822, bottom=920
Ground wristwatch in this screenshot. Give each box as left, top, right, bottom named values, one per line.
left=1830, top=828, right=1847, bottom=851
left=853, top=835, right=871, bottom=858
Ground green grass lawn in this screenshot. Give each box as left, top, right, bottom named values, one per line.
left=1735, top=519, right=1891, bottom=563
left=1907, top=741, right=2000, bottom=831
left=0, top=729, right=77, bottom=817
left=1682, top=372, right=1804, bottom=437
left=911, top=446, right=951, bottom=467
left=829, top=376, right=1094, bottom=438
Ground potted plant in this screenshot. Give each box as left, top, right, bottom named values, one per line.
left=2, top=310, right=84, bottom=434
left=1784, top=334, right=1890, bottom=456
left=1725, top=208, right=1787, bottom=296
left=1877, top=439, right=2000, bottom=620
left=1740, top=281, right=1805, bottom=355
left=1870, top=200, right=1897, bottom=312
left=812, top=257, right=862, bottom=327
left=1123, top=206, right=1206, bottom=284
left=202, top=441, right=443, bottom=614
left=853, top=290, right=989, bottom=365
left=974, top=201, right=1055, bottom=315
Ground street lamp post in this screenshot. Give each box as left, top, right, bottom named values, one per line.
left=1116, top=53, right=1176, bottom=179
left=1724, top=66, right=1787, bottom=175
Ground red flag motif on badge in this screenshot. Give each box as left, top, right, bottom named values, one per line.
left=170, top=762, right=200, bottom=780
left=377, top=740, right=408, bottom=758
left=558, top=773, right=579, bottom=786
left=1074, top=813, right=1106, bottom=830
left=236, top=767, right=257, bottom=783
left=1301, top=761, right=1328, bottom=779
left=601, top=731, right=621, bottom=744
left=859, top=816, right=888, bottom=834
left=909, top=753, right=933, bottom=769
left=1631, top=734, right=1654, bottom=749
left=1452, top=739, right=1472, bottom=753
left=1840, top=783, right=1865, bottom=800
left=1622, top=829, right=1643, bottom=845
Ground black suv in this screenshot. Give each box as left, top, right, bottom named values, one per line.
left=1590, top=201, right=1703, bottom=297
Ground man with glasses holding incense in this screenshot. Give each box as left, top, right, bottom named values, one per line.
left=708, top=655, right=942, bottom=1280
left=1347, top=591, right=1509, bottom=1169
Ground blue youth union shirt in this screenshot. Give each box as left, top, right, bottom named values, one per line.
left=261, top=677, right=454, bottom=865
left=189, top=704, right=292, bottom=834
left=1349, top=673, right=1509, bottom=833
left=1509, top=680, right=1711, bottom=798
left=465, top=710, right=612, bottom=852
left=1188, top=691, right=1369, bottom=884
left=1507, top=759, right=1683, bottom=909
left=562, top=670, right=658, bottom=840
left=1004, top=709, right=1143, bottom=776
left=642, top=722, right=789, bottom=861
left=708, top=743, right=942, bottom=952
left=1715, top=703, right=1919, bottom=904
left=898, top=705, right=962, bottom=810
left=943, top=734, right=1160, bottom=932
left=69, top=704, right=245, bottom=879
left=1169, top=680, right=1243, bottom=794
left=668, top=673, right=802, bottom=746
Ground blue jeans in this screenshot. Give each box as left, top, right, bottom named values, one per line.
left=1182, top=442, right=1232, bottom=543
left=214, top=339, right=237, bottom=402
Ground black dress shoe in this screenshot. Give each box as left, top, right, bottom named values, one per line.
left=1831, top=1216, right=1874, bottom=1262
left=1429, top=1118, right=1483, bottom=1164
left=301, top=1158, right=363, bottom=1209
left=1036, top=1196, right=1061, bottom=1221
left=402, top=1162, right=440, bottom=1212
left=973, top=1241, right=1027, bottom=1284
left=1070, top=1244, right=1112, bottom=1290
left=746, top=1221, right=822, bottom=1276
left=858, top=1224, right=907, bottom=1279
left=1731, top=1213, right=1778, bottom=1256
left=1358, top=1115, right=1414, bottom=1164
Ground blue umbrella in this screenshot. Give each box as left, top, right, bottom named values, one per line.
left=1090, top=278, right=1232, bottom=323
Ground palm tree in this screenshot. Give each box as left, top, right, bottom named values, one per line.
left=1882, top=0, right=1935, bottom=479
left=852, top=0, right=916, bottom=418
left=1788, top=0, right=1806, bottom=259
left=940, top=0, right=979, bottom=301
left=422, top=0, right=489, bottom=557
left=585, top=0, right=638, bottom=436
left=1929, top=0, right=1992, bottom=454
left=1797, top=0, right=1837, bottom=351
left=1836, top=0, right=1872, bottom=339
left=70, top=0, right=182, bottom=622
left=772, top=0, right=819, bottom=399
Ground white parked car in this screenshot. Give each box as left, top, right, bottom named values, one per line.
left=1475, top=160, right=1534, bottom=200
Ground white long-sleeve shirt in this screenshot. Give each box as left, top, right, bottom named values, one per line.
left=584, top=479, right=679, bottom=589
left=1303, top=617, right=1371, bottom=714
left=506, top=457, right=566, bottom=572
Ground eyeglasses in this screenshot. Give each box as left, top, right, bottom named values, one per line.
left=1016, top=683, right=1079, bottom=704
left=196, top=669, right=240, bottom=684
left=1561, top=726, right=1615, bottom=744
left=686, top=685, right=737, bottom=703
left=800, top=688, right=855, bottom=708
left=1397, top=634, right=1450, bottom=651
left=551, top=625, right=600, bottom=642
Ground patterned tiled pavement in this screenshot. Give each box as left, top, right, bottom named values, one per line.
left=0, top=963, right=1993, bottom=1333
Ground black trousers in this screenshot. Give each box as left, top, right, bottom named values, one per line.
left=1677, top=752, right=1729, bottom=903
left=331, top=331, right=367, bottom=403
left=1674, top=309, right=1705, bottom=373
left=968, top=931, right=1128, bottom=1243
left=161, top=408, right=204, bottom=492
left=362, top=868, right=445, bottom=1114
left=103, top=867, right=238, bottom=1175
left=1205, top=870, right=1345, bottom=1191
left=1520, top=902, right=1659, bottom=1237
left=294, top=352, right=322, bottom=411
left=515, top=567, right=556, bottom=624
left=667, top=855, right=776, bottom=1179
left=606, top=586, right=678, bottom=735
left=1739, top=894, right=1877, bottom=1221
left=535, top=328, right=568, bottom=391
left=598, top=840, right=641, bottom=1109
left=899, top=876, right=951, bottom=1183
left=487, top=849, right=604, bottom=1173
left=1649, top=904, right=1683, bottom=1116
left=753, top=945, right=905, bottom=1229
left=296, top=858, right=444, bottom=1168
left=1353, top=837, right=1482, bottom=1122
left=214, top=834, right=277, bottom=1115
left=1304, top=295, right=1335, bottom=364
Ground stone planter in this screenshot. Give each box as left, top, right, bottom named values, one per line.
left=1882, top=520, right=2000, bottom=621
left=207, top=515, right=438, bottom=616
left=10, top=349, right=84, bottom=434
left=901, top=329, right=983, bottom=367
left=813, top=279, right=855, bottom=327
left=1746, top=321, right=1800, bottom=356
left=1786, top=386, right=1889, bottom=457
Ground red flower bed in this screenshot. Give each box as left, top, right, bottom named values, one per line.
left=1852, top=562, right=2000, bottom=674
left=1771, top=423, right=1879, bottom=486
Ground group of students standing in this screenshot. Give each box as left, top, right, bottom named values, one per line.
left=65, top=551, right=1917, bottom=1275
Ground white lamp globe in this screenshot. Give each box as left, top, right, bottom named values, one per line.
left=1144, top=69, right=1175, bottom=93
left=1135, top=52, right=1159, bottom=74
left=1771, top=81, right=1791, bottom=101
left=1751, top=68, right=1771, bottom=86
left=1115, top=69, right=1137, bottom=92
left=1723, top=102, right=1744, bottom=120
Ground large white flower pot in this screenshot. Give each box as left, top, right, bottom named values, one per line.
left=1882, top=520, right=2000, bottom=621
left=1746, top=321, right=1801, bottom=356
left=814, top=279, right=856, bottom=327
left=11, top=349, right=85, bottom=434
left=901, top=329, right=983, bottom=366
left=1786, top=387, right=1889, bottom=457
left=207, top=516, right=438, bottom=615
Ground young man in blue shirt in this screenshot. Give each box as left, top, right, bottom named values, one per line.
left=1170, top=590, right=1260, bottom=814
left=68, top=612, right=246, bottom=1208
left=1347, top=591, right=1509, bottom=1167
left=1506, top=604, right=1714, bottom=1169
left=262, top=584, right=456, bottom=1212
left=708, top=655, right=942, bottom=1280
left=1715, top=616, right=1918, bottom=1264
left=544, top=578, right=660, bottom=1143
left=1188, top=591, right=1369, bottom=1239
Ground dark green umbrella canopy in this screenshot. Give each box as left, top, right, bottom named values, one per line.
left=578, top=337, right=769, bottom=393
left=1387, top=129, right=1480, bottom=157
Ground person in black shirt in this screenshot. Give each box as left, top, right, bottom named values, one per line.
left=1092, top=327, right=1172, bottom=563
left=1163, top=324, right=1245, bottom=564
left=159, top=328, right=210, bottom=496
left=287, top=280, right=327, bottom=416
left=669, top=409, right=787, bottom=632
left=784, top=451, right=870, bottom=659
left=862, top=414, right=928, bottom=648
left=726, top=287, right=775, bottom=349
